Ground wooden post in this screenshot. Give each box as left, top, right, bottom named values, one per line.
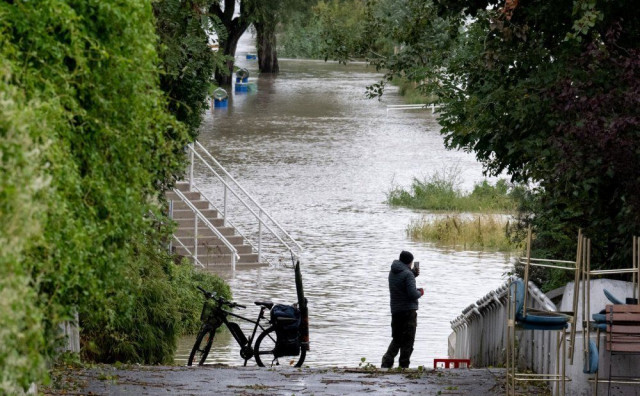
left=570, top=229, right=582, bottom=363
left=523, top=226, right=532, bottom=317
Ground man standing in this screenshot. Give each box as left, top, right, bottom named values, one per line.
left=381, top=250, right=423, bottom=369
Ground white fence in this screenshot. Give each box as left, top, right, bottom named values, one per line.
left=450, top=278, right=640, bottom=396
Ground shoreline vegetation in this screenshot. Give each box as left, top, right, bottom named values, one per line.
left=387, top=170, right=526, bottom=251
left=391, top=78, right=436, bottom=105
left=387, top=170, right=525, bottom=213
left=408, top=215, right=519, bottom=251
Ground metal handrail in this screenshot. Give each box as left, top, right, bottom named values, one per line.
left=148, top=207, right=206, bottom=268
left=171, top=188, right=239, bottom=270
left=187, top=142, right=302, bottom=261
left=386, top=103, right=440, bottom=114
left=193, top=141, right=303, bottom=252
left=172, top=235, right=205, bottom=268
left=190, top=184, right=261, bottom=258
left=190, top=150, right=296, bottom=255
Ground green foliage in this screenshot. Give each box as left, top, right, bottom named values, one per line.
left=358, top=357, right=378, bottom=371
left=0, top=25, right=53, bottom=395
left=408, top=215, right=518, bottom=251
left=314, top=0, right=369, bottom=62
left=208, top=0, right=253, bottom=84
left=325, top=0, right=640, bottom=283
left=0, top=0, right=232, bottom=390
left=278, top=8, right=324, bottom=59
left=387, top=171, right=523, bottom=213
left=392, top=78, right=436, bottom=104
left=154, top=0, right=227, bottom=137
left=170, top=263, right=232, bottom=335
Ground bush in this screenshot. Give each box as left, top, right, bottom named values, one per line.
left=171, top=263, right=232, bottom=336
left=393, top=77, right=437, bottom=104
left=0, top=74, right=48, bottom=393
left=387, top=170, right=525, bottom=213
left=0, top=0, right=229, bottom=390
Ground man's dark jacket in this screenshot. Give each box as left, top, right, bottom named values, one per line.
left=388, top=260, right=422, bottom=314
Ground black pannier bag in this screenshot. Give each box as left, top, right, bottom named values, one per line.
left=270, top=304, right=301, bottom=357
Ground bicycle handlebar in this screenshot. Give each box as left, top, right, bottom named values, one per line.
left=196, top=286, right=245, bottom=309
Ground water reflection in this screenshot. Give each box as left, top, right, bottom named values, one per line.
left=176, top=34, right=513, bottom=367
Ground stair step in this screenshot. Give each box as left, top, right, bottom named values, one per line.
left=171, top=209, right=219, bottom=220
left=174, top=182, right=191, bottom=192
left=175, top=226, right=236, bottom=237
left=166, top=191, right=201, bottom=201
left=173, top=241, right=254, bottom=255
left=175, top=254, right=268, bottom=268
left=176, top=252, right=268, bottom=267
left=174, top=217, right=225, bottom=228
left=199, top=254, right=260, bottom=264
left=173, top=247, right=260, bottom=262
left=174, top=230, right=244, bottom=245
left=238, top=253, right=260, bottom=263
left=170, top=200, right=209, bottom=210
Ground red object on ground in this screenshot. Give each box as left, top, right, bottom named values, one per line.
left=433, top=358, right=471, bottom=369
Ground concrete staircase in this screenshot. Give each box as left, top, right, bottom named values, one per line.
left=167, top=182, right=265, bottom=269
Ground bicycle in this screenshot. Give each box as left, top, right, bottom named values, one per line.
left=187, top=286, right=307, bottom=367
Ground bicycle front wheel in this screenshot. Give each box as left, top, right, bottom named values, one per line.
left=254, top=326, right=306, bottom=368
left=187, top=326, right=215, bottom=366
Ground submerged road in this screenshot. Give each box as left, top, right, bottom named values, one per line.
left=44, top=365, right=549, bottom=395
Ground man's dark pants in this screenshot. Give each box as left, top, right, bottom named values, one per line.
left=381, top=310, right=417, bottom=368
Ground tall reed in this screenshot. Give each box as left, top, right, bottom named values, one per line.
left=408, top=214, right=519, bottom=251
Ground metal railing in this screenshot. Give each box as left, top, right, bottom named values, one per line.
left=169, top=188, right=239, bottom=270
left=186, top=141, right=302, bottom=263
left=386, top=103, right=440, bottom=115
left=171, top=235, right=205, bottom=268
left=450, top=277, right=558, bottom=368
left=190, top=184, right=260, bottom=256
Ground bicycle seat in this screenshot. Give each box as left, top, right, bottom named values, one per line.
left=254, top=301, right=274, bottom=309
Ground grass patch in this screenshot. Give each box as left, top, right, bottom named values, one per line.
left=391, top=77, right=437, bottom=104
left=408, top=214, right=519, bottom=251
left=387, top=169, right=525, bottom=213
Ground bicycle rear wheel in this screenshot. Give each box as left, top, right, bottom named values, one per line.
left=188, top=326, right=215, bottom=366
left=254, top=326, right=306, bottom=367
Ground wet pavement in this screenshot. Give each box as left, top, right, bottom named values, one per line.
left=45, top=365, right=549, bottom=395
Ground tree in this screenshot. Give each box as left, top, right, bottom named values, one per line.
left=209, top=0, right=253, bottom=85
left=0, top=0, right=230, bottom=390
left=253, top=0, right=317, bottom=73
left=154, top=0, right=227, bottom=138
left=320, top=0, right=640, bottom=279
left=254, top=5, right=280, bottom=73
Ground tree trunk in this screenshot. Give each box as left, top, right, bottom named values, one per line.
left=215, top=33, right=242, bottom=86
left=255, top=21, right=279, bottom=73
left=210, top=0, right=251, bottom=86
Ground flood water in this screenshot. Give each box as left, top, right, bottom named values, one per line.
left=175, top=34, right=513, bottom=367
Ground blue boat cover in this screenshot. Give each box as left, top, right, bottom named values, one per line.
left=519, top=321, right=568, bottom=331
left=510, top=279, right=526, bottom=319
left=604, top=289, right=624, bottom=305
left=521, top=312, right=570, bottom=324
left=583, top=340, right=599, bottom=374
left=594, top=323, right=607, bottom=330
